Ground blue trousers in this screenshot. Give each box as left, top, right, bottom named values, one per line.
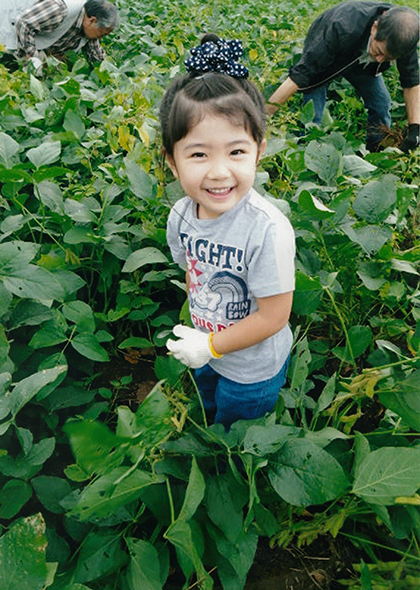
left=303, top=70, right=392, bottom=149
left=194, top=357, right=290, bottom=429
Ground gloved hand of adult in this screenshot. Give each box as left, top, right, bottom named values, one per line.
left=401, top=124, right=420, bottom=153
left=166, top=325, right=222, bottom=369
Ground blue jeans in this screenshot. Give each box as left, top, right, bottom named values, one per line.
left=194, top=357, right=290, bottom=429
left=303, top=70, right=391, bottom=149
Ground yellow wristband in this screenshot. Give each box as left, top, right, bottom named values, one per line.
left=208, top=332, right=223, bottom=359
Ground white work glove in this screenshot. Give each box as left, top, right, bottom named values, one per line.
left=166, top=324, right=223, bottom=369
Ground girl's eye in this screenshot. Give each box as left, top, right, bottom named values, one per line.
left=231, top=149, right=245, bottom=156
left=191, top=152, right=206, bottom=158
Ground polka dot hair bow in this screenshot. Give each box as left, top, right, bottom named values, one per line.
left=185, top=38, right=249, bottom=78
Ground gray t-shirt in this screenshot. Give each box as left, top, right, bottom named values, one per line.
left=166, top=189, right=296, bottom=384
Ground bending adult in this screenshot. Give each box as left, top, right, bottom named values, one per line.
left=0, top=0, right=119, bottom=68
left=267, top=2, right=419, bottom=152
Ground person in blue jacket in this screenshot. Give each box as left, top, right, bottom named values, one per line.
left=267, top=2, right=419, bottom=152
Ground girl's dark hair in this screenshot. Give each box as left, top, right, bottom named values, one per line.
left=160, top=35, right=266, bottom=157
left=376, top=6, right=419, bottom=58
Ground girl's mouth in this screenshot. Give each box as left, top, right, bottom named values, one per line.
left=206, top=187, right=234, bottom=197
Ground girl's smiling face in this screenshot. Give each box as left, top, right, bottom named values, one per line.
left=167, top=114, right=266, bottom=219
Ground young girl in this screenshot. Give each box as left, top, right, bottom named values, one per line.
left=161, top=35, right=295, bottom=428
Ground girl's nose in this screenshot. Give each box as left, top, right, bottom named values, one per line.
left=207, top=159, right=230, bottom=178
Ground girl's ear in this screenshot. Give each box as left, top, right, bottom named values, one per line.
left=164, top=151, right=179, bottom=178
left=257, top=138, right=267, bottom=163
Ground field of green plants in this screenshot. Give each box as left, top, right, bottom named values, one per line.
left=0, top=0, right=419, bottom=588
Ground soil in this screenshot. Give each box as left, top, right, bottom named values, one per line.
left=98, top=354, right=359, bottom=590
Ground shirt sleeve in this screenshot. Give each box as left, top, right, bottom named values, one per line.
left=85, top=39, right=106, bottom=63
left=397, top=49, right=420, bottom=89
left=166, top=204, right=188, bottom=270
left=247, top=214, right=295, bottom=298
left=15, top=0, right=66, bottom=58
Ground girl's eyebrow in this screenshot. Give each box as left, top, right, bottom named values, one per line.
left=181, top=138, right=253, bottom=150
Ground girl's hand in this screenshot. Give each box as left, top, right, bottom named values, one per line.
left=166, top=325, right=222, bottom=369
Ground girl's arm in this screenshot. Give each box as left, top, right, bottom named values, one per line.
left=211, top=291, right=293, bottom=355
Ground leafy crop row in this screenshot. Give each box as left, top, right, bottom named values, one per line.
left=0, top=0, right=419, bottom=589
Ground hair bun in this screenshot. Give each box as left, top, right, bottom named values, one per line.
left=185, top=36, right=249, bottom=79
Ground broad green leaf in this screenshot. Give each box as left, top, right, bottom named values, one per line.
left=29, top=74, right=45, bottom=100
left=314, top=373, right=337, bottom=414
left=213, top=526, right=258, bottom=583
left=178, top=457, right=205, bottom=521
left=292, top=271, right=323, bottom=315
left=3, top=265, right=65, bottom=301
left=0, top=513, right=48, bottom=590
left=352, top=447, right=420, bottom=505
left=26, top=140, right=61, bottom=168
left=35, top=180, right=65, bottom=214
left=205, top=475, right=243, bottom=543
left=122, top=247, right=168, bottom=272
left=243, top=424, right=300, bottom=456
left=164, top=520, right=212, bottom=590
left=71, top=333, right=109, bottom=362
left=0, top=438, right=55, bottom=479
left=126, top=538, right=163, bottom=590
left=32, top=476, right=71, bottom=514
left=268, top=439, right=349, bottom=506
left=298, top=190, right=335, bottom=219
left=65, top=420, right=127, bottom=476
left=9, top=300, right=53, bottom=330
left=0, top=132, right=20, bottom=168
left=71, top=468, right=159, bottom=520
left=342, top=155, right=377, bottom=177
left=0, top=479, right=32, bottom=519
left=379, top=371, right=420, bottom=431
left=332, top=325, right=372, bottom=362
left=74, top=532, right=124, bottom=583
left=4, top=365, right=67, bottom=417
left=119, top=337, right=152, bottom=349
left=125, top=158, right=154, bottom=200
left=341, top=223, right=392, bottom=255
left=63, top=110, right=85, bottom=139
left=353, top=175, right=397, bottom=222
left=289, top=337, right=311, bottom=391
left=63, top=301, right=96, bottom=333
left=304, top=140, right=342, bottom=183
left=0, top=241, right=39, bottom=269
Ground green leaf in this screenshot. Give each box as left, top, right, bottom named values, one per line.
left=342, top=223, right=392, bottom=255
left=298, top=190, right=335, bottom=219
left=0, top=132, right=20, bottom=168
left=352, top=447, right=420, bottom=505
left=304, top=141, right=342, bottom=183
left=333, top=325, right=372, bottom=362
left=0, top=513, right=48, bottom=590
left=379, top=371, right=420, bottom=431
left=164, top=520, right=212, bottom=590
left=26, top=140, right=61, bottom=168
left=292, top=271, right=323, bottom=315
left=243, top=424, right=300, bottom=456
left=63, top=301, right=96, bottom=333
left=342, top=155, right=377, bottom=177
left=0, top=479, right=32, bottom=519
left=178, top=457, right=205, bottom=521
left=35, top=180, right=65, bottom=214
left=3, top=265, right=65, bottom=301
left=4, top=365, right=67, bottom=418
left=74, top=532, right=125, bottom=583
left=122, top=247, right=168, bottom=273
left=119, top=337, right=152, bottom=349
left=63, top=110, right=85, bottom=139
left=126, top=538, right=163, bottom=590
left=32, top=476, right=71, bottom=514
left=268, top=439, right=349, bottom=506
left=71, top=468, right=159, bottom=520
left=125, top=158, right=154, bottom=200
left=353, top=175, right=397, bottom=222
left=71, top=333, right=109, bottom=362
left=206, top=475, right=243, bottom=543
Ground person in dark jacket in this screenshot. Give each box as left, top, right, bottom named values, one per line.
left=267, top=2, right=419, bottom=152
